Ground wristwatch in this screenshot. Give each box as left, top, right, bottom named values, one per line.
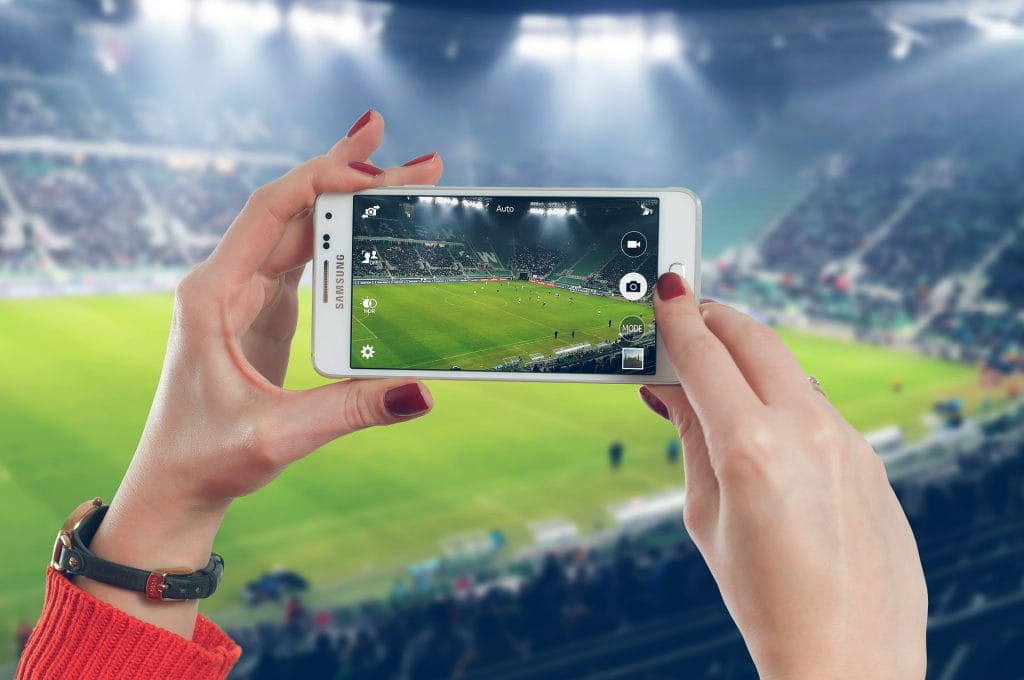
left=51, top=498, right=224, bottom=602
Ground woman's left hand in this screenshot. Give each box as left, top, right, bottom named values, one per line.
left=78, top=110, right=443, bottom=637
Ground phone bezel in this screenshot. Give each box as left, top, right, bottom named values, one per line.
left=312, top=186, right=700, bottom=384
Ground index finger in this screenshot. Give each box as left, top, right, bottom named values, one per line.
left=653, top=272, right=762, bottom=432
left=209, top=111, right=387, bottom=284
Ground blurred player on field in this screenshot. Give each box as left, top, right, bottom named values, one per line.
left=608, top=441, right=624, bottom=470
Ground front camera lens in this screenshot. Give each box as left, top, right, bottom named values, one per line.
left=325, top=212, right=333, bottom=220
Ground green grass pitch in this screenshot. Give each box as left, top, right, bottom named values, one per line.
left=351, top=281, right=654, bottom=371
left=0, top=291, right=983, bottom=662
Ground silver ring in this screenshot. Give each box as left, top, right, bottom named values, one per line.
left=807, top=375, right=826, bottom=396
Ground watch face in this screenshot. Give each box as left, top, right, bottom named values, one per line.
left=62, top=497, right=103, bottom=534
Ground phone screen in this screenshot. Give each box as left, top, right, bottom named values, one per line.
left=351, top=194, right=658, bottom=375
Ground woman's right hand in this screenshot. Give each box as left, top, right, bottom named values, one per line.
left=640, top=272, right=927, bottom=680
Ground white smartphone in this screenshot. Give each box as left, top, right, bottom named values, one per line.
left=312, top=187, right=700, bottom=384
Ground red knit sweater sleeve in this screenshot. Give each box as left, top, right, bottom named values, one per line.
left=16, top=567, right=241, bottom=679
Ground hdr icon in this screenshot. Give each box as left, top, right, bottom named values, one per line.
left=495, top=204, right=515, bottom=214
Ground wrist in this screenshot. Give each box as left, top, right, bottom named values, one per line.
left=69, top=476, right=230, bottom=639
left=85, top=491, right=227, bottom=572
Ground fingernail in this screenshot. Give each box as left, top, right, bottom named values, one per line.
left=639, top=387, right=671, bottom=421
left=346, top=109, right=373, bottom=138
left=656, top=272, right=686, bottom=301
left=402, top=152, right=437, bottom=167
left=385, top=383, right=430, bottom=418
left=349, top=161, right=384, bottom=176
left=700, top=297, right=717, bottom=304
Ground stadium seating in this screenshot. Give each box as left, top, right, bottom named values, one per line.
left=217, top=406, right=1024, bottom=680
left=710, top=134, right=1024, bottom=372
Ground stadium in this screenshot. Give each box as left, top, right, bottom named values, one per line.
left=0, top=0, right=1023, bottom=678
left=350, top=194, right=659, bottom=373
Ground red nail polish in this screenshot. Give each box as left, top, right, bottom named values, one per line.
left=402, top=152, right=436, bottom=167
left=385, top=383, right=430, bottom=417
left=349, top=161, right=384, bottom=176
left=346, top=109, right=373, bottom=138
left=639, top=387, right=671, bottom=421
left=656, top=272, right=685, bottom=301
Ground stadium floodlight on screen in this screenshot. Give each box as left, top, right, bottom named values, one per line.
left=312, top=187, right=701, bottom=384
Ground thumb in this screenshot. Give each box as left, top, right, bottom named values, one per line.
left=641, top=384, right=720, bottom=524
left=279, top=379, right=433, bottom=461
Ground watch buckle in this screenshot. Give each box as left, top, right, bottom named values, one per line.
left=146, top=567, right=193, bottom=602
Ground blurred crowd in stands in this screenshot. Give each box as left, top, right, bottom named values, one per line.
left=710, top=134, right=1024, bottom=373
left=211, top=404, right=1024, bottom=680
left=7, top=70, right=1021, bottom=377
left=508, top=245, right=564, bottom=280
left=2, top=69, right=1023, bottom=362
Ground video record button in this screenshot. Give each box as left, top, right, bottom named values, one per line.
left=620, top=231, right=647, bottom=258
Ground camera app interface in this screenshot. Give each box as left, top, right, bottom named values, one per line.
left=351, top=195, right=658, bottom=375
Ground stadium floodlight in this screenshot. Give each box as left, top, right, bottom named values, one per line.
left=514, top=13, right=573, bottom=59
left=195, top=0, right=281, bottom=34
left=965, top=11, right=1024, bottom=40
left=419, top=196, right=435, bottom=204
left=461, top=199, right=484, bottom=210
left=514, top=33, right=573, bottom=60
left=568, top=207, right=577, bottom=215
left=574, top=16, right=646, bottom=61
left=519, top=14, right=571, bottom=31
left=529, top=207, right=545, bottom=215
left=137, top=0, right=193, bottom=26
left=288, top=6, right=380, bottom=47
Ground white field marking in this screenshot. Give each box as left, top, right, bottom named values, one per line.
left=442, top=294, right=509, bottom=311
left=403, top=339, right=539, bottom=369
left=352, top=313, right=379, bottom=340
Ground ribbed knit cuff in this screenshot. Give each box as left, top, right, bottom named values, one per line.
left=16, top=567, right=241, bottom=679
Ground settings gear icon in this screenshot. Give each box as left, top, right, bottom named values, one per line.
left=360, top=345, right=375, bottom=360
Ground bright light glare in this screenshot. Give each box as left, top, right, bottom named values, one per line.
left=648, top=32, right=683, bottom=61
left=891, top=35, right=912, bottom=60
left=529, top=204, right=574, bottom=217
left=520, top=14, right=571, bottom=31
left=514, top=14, right=683, bottom=63
left=419, top=196, right=435, bottom=204
left=196, top=0, right=281, bottom=34
left=460, top=199, right=484, bottom=210
left=575, top=31, right=646, bottom=60
left=514, top=33, right=573, bottom=60
left=288, top=6, right=370, bottom=46
left=138, top=0, right=193, bottom=26
left=966, top=12, right=1024, bottom=40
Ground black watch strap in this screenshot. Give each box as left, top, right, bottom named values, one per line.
left=52, top=499, right=224, bottom=601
